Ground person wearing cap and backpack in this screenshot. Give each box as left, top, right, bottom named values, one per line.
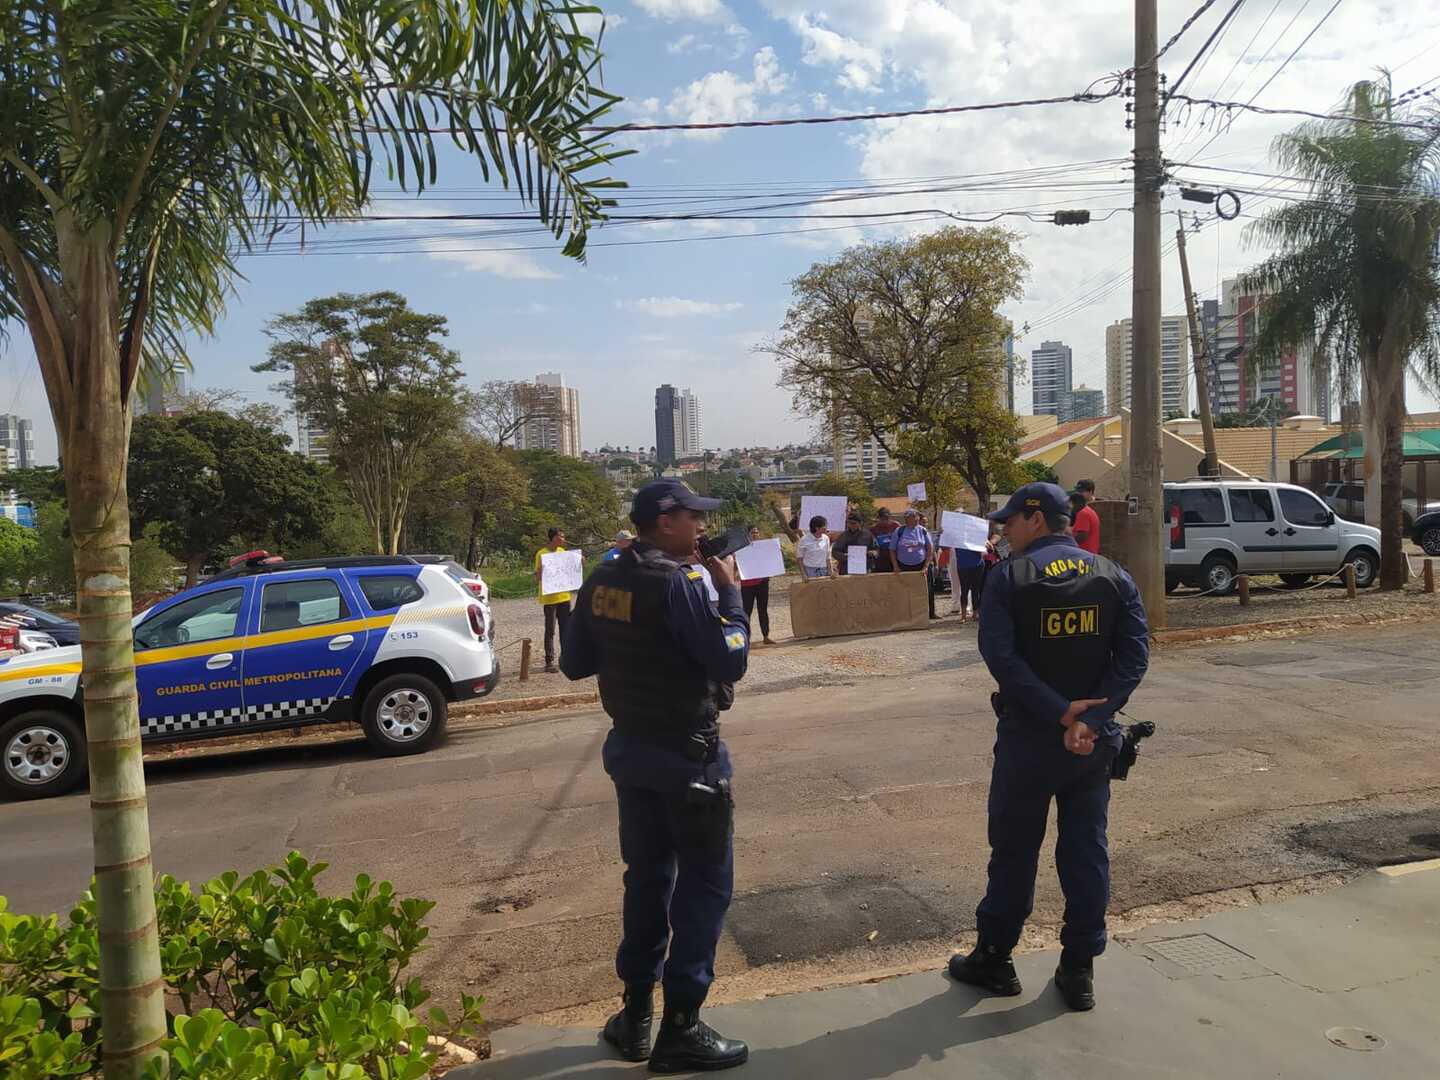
left=561, top=480, right=751, bottom=1072
left=947, top=482, right=1149, bottom=1012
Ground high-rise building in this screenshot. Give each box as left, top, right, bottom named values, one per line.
left=655, top=384, right=681, bottom=466
left=132, top=370, right=190, bottom=418
left=1055, top=385, right=1106, bottom=423
left=0, top=415, right=35, bottom=470
left=514, top=372, right=582, bottom=457
left=1030, top=340, right=1073, bottom=416
left=1207, top=278, right=1328, bottom=419
left=678, top=388, right=701, bottom=457
left=1105, top=316, right=1191, bottom=418
left=838, top=432, right=891, bottom=481
left=294, top=342, right=342, bottom=463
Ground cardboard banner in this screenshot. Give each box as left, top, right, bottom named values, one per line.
left=907, top=481, right=927, bottom=502
left=734, top=537, right=785, bottom=580
left=789, top=572, right=930, bottom=640
left=540, top=549, right=583, bottom=594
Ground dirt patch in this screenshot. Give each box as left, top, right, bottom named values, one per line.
left=470, top=892, right=536, bottom=916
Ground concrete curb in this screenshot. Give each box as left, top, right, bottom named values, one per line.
left=455, top=690, right=599, bottom=717
left=1153, top=606, right=1438, bottom=646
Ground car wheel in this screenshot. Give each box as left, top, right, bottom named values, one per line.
left=1421, top=526, right=1440, bottom=557
left=1199, top=554, right=1237, bottom=596
left=1278, top=573, right=1312, bottom=588
left=360, top=674, right=447, bottom=757
left=1345, top=548, right=1379, bottom=589
left=1, top=710, right=88, bottom=800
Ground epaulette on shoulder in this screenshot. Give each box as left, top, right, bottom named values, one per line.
left=686, top=569, right=704, bottom=581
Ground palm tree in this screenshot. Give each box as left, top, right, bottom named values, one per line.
left=0, top=3, right=625, bottom=1075
left=1239, top=76, right=1440, bottom=590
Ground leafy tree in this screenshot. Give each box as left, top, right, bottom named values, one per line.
left=0, top=466, right=64, bottom=507
left=772, top=225, right=1029, bottom=509
left=1018, top=460, right=1060, bottom=486
left=869, top=471, right=905, bottom=497
left=1239, top=77, right=1440, bottom=589
left=808, top=473, right=875, bottom=522
left=905, top=465, right=966, bottom=528
left=0, top=3, right=624, bottom=1072
left=706, top=473, right=762, bottom=531
left=513, top=450, right=620, bottom=553
left=796, top=458, right=823, bottom=475
left=404, top=435, right=530, bottom=568
left=0, top=517, right=38, bottom=593
left=258, top=292, right=469, bottom=555
left=129, top=412, right=332, bottom=586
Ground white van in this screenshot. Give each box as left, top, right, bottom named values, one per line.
left=1163, top=479, right=1381, bottom=595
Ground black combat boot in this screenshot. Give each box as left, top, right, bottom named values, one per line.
left=647, top=1000, right=749, bottom=1073
left=601, top=982, right=654, bottom=1062
left=1054, top=951, right=1096, bottom=1011
left=947, top=942, right=1023, bottom=996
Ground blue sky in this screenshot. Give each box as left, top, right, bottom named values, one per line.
left=5, top=0, right=1439, bottom=465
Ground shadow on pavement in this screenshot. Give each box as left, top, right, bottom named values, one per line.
left=475, top=979, right=1069, bottom=1079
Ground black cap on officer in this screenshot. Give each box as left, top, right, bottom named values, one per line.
left=631, top=480, right=723, bottom=526
left=987, top=482, right=1072, bottom=523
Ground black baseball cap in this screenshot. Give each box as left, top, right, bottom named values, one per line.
left=987, top=482, right=1071, bottom=523
left=630, top=479, right=722, bottom=525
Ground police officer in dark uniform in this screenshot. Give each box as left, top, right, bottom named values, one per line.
left=948, top=482, right=1149, bottom=1011
left=561, top=480, right=750, bottom=1072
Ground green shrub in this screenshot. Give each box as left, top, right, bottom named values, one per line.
left=0, top=853, right=480, bottom=1078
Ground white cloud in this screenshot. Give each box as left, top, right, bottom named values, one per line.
left=422, top=243, right=560, bottom=280
left=789, top=15, right=884, bottom=91
left=618, top=297, right=744, bottom=317
left=667, top=34, right=703, bottom=54
left=665, top=47, right=790, bottom=137
left=634, top=0, right=731, bottom=22
left=573, top=10, right=624, bottom=37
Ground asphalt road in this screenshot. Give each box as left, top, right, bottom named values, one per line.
left=3, top=621, right=1439, bottom=1027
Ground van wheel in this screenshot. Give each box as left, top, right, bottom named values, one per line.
left=2, top=710, right=88, bottom=800
left=360, top=673, right=447, bottom=756
left=1279, top=573, right=1312, bottom=588
left=1344, top=548, right=1378, bottom=589
left=1421, top=526, right=1440, bottom=557
left=1199, top=554, right=1237, bottom=596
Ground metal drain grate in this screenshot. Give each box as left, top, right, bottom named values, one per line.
left=1139, top=933, right=1273, bottom=981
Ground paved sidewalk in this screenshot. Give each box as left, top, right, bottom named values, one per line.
left=461, top=863, right=1440, bottom=1079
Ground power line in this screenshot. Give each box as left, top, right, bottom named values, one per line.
left=1168, top=91, right=1438, bottom=133
left=1168, top=0, right=1248, bottom=98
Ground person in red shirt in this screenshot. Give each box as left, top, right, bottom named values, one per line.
left=1071, top=479, right=1101, bottom=554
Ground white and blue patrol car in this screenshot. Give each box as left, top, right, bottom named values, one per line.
left=0, top=553, right=499, bottom=799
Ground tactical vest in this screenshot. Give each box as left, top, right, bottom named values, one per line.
left=1007, top=547, right=1125, bottom=708
left=579, top=544, right=721, bottom=739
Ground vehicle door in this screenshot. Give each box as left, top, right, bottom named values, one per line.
left=241, top=573, right=368, bottom=726
left=1277, top=487, right=1341, bottom=572
left=1170, top=486, right=1229, bottom=568
left=133, top=583, right=251, bottom=737
left=1227, top=488, right=1285, bottom=573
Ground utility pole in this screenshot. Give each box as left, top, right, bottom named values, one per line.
left=1175, top=212, right=1220, bottom=476
left=1130, top=0, right=1166, bottom=628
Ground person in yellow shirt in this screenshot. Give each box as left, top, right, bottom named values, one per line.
left=534, top=526, right=573, bottom=673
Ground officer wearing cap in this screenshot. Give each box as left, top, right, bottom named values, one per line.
left=948, top=482, right=1149, bottom=1011
left=560, top=479, right=750, bottom=1072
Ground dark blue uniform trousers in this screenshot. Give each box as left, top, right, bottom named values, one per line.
left=614, top=783, right=734, bottom=1008
left=976, top=729, right=1115, bottom=958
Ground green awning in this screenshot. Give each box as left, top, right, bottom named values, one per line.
left=1301, top=428, right=1440, bottom=459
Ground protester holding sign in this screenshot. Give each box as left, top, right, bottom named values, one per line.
left=892, top=509, right=938, bottom=620
left=870, top=507, right=900, bottom=571
left=534, top=526, right=574, bottom=673
left=738, top=525, right=776, bottom=645
left=796, top=516, right=833, bottom=578
left=832, top=513, right=876, bottom=575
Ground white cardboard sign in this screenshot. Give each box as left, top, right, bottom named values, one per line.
left=734, top=537, right=785, bottom=581
left=540, top=549, right=584, bottom=594
left=939, top=511, right=990, bottom=552
left=798, top=495, right=848, bottom=535
left=907, top=482, right=927, bottom=503
left=846, top=546, right=868, bottom=575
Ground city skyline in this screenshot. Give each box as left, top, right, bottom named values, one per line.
left=1030, top=339, right=1073, bottom=417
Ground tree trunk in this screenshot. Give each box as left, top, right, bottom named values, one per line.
left=1361, top=358, right=1384, bottom=529
left=1370, top=348, right=1409, bottom=590
left=48, top=230, right=168, bottom=1078
left=184, top=553, right=206, bottom=589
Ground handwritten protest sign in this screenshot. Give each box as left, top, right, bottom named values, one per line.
left=847, top=546, right=868, bottom=575
left=734, top=537, right=785, bottom=580
left=907, top=482, right=927, bottom=502
left=799, top=495, right=848, bottom=535
left=940, top=511, right=990, bottom=552
left=540, top=549, right=584, bottom=594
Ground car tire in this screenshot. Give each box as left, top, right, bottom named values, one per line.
left=1421, top=526, right=1440, bottom=557
left=1279, top=573, right=1312, bottom=588
left=1199, top=554, right=1238, bottom=596
left=360, top=673, right=447, bottom=757
left=2, top=710, right=88, bottom=800
left=1344, top=548, right=1379, bottom=589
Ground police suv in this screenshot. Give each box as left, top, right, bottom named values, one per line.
left=0, top=553, right=499, bottom=800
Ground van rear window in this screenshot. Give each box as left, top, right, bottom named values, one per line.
left=1174, top=488, right=1226, bottom=524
